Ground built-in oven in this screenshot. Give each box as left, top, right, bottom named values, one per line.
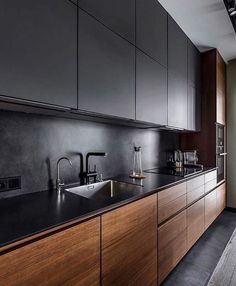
left=216, top=124, right=227, bottom=183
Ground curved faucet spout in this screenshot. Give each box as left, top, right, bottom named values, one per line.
left=56, top=157, right=72, bottom=192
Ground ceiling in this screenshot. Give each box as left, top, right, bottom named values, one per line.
left=159, top=0, right=236, bottom=62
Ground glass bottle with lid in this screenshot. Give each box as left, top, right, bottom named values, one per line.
left=130, top=146, right=146, bottom=179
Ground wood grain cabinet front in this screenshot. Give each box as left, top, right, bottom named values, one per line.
left=205, top=170, right=217, bottom=184
left=0, top=218, right=101, bottom=286
left=187, top=198, right=205, bottom=250
left=205, top=189, right=217, bottom=230
left=101, top=195, right=157, bottom=286
left=158, top=210, right=187, bottom=285
left=158, top=182, right=187, bottom=224
left=205, top=171, right=217, bottom=194
left=187, top=175, right=205, bottom=205
left=216, top=183, right=226, bottom=216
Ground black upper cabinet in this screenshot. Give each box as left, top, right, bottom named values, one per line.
left=136, top=50, right=167, bottom=125
left=78, top=0, right=135, bottom=44
left=187, top=40, right=201, bottom=131
left=168, top=16, right=188, bottom=129
left=188, top=40, right=201, bottom=88
left=78, top=10, right=135, bottom=119
left=0, top=0, right=77, bottom=108
left=0, top=0, right=201, bottom=128
left=136, top=0, right=167, bottom=67
left=70, top=0, right=78, bottom=5
left=168, top=16, right=188, bottom=76
left=187, top=85, right=201, bottom=131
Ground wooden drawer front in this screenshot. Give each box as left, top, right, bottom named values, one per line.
left=158, top=194, right=186, bottom=224
left=205, top=179, right=217, bottom=194
left=0, top=218, right=101, bottom=286
left=158, top=183, right=187, bottom=224
left=158, top=210, right=187, bottom=284
left=158, top=183, right=187, bottom=206
left=187, top=175, right=205, bottom=192
left=205, top=170, right=217, bottom=183
left=187, top=185, right=205, bottom=205
left=102, top=194, right=157, bottom=286
left=187, top=198, right=205, bottom=250
left=205, top=190, right=217, bottom=229
left=216, top=183, right=226, bottom=216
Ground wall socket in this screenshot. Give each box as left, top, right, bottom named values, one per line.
left=0, top=176, right=21, bottom=192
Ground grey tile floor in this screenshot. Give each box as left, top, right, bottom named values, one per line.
left=161, top=209, right=236, bottom=286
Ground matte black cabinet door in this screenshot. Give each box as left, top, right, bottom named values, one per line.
left=78, top=0, right=135, bottom=44
left=0, top=0, right=77, bottom=108
left=78, top=10, right=135, bottom=119
left=70, top=0, right=78, bottom=5
left=136, top=0, right=167, bottom=67
left=188, top=40, right=201, bottom=88
left=168, top=16, right=188, bottom=129
left=187, top=40, right=201, bottom=131
left=188, top=85, right=201, bottom=132
left=136, top=50, right=167, bottom=125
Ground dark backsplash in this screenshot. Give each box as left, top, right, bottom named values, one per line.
left=0, top=110, right=179, bottom=198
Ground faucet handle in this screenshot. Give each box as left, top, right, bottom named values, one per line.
left=97, top=173, right=103, bottom=182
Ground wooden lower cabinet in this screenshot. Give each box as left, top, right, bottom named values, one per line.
left=205, top=190, right=217, bottom=229
left=158, top=210, right=187, bottom=285
left=187, top=198, right=205, bottom=250
left=102, top=195, right=157, bottom=286
left=205, top=179, right=217, bottom=194
left=0, top=178, right=226, bottom=286
left=205, top=170, right=217, bottom=184
left=216, top=183, right=226, bottom=216
left=158, top=182, right=187, bottom=224
left=0, top=218, right=100, bottom=286
left=187, top=185, right=205, bottom=205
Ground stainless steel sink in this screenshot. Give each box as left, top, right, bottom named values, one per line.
left=65, top=180, right=142, bottom=200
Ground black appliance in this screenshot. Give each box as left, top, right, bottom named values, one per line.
left=216, top=124, right=227, bottom=183
left=144, top=166, right=203, bottom=178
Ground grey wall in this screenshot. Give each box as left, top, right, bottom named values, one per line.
left=227, top=59, right=236, bottom=208
left=0, top=110, right=179, bottom=198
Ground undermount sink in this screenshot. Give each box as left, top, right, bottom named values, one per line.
left=65, top=180, right=142, bottom=200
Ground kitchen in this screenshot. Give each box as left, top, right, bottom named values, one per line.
left=0, top=0, right=235, bottom=285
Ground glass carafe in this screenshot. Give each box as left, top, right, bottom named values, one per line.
left=130, top=146, right=145, bottom=179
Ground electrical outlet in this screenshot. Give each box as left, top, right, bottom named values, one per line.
left=0, top=179, right=7, bottom=190
left=0, top=176, right=21, bottom=192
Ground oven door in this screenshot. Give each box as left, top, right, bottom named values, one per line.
left=216, top=147, right=227, bottom=183
left=216, top=124, right=226, bottom=183
left=216, top=124, right=224, bottom=147
left=217, top=155, right=224, bottom=182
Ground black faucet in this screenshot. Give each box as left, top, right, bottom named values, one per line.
left=80, top=152, right=107, bottom=185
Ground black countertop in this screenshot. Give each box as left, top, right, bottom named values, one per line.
left=0, top=167, right=216, bottom=249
